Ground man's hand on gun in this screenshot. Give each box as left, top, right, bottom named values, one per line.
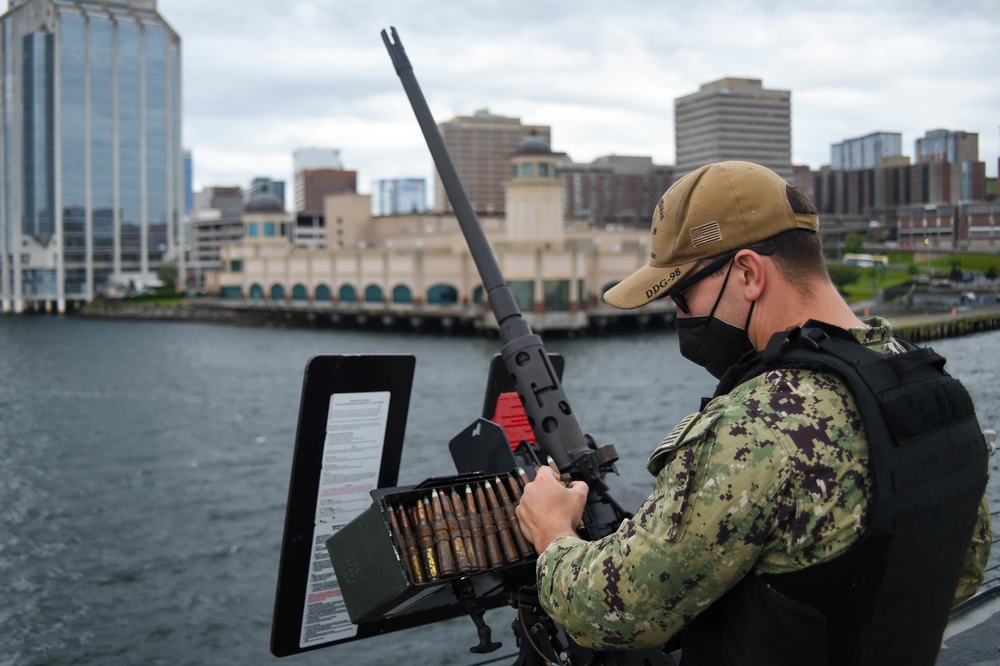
left=516, top=463, right=589, bottom=553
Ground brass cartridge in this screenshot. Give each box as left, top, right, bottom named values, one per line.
left=395, top=503, right=425, bottom=585
left=495, top=475, right=534, bottom=558
left=546, top=455, right=571, bottom=484
left=506, top=471, right=524, bottom=501
left=474, top=483, right=504, bottom=568
left=414, top=496, right=439, bottom=581
left=429, top=492, right=457, bottom=577
left=439, top=489, right=472, bottom=574
left=387, top=504, right=413, bottom=581
left=449, top=488, right=479, bottom=572
left=464, top=485, right=489, bottom=570
left=484, top=480, right=519, bottom=564
left=517, top=466, right=531, bottom=490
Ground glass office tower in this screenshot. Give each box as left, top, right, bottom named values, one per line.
left=1, top=0, right=182, bottom=313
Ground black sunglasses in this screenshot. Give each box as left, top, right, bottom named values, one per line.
left=667, top=245, right=776, bottom=315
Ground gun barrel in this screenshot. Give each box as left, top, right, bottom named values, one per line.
left=381, top=27, right=591, bottom=468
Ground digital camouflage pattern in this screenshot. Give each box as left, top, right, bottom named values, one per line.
left=536, top=318, right=993, bottom=649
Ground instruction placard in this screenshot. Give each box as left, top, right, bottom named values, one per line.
left=298, top=391, right=390, bottom=648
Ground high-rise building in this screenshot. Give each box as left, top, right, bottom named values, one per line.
left=372, top=178, right=427, bottom=215
left=435, top=109, right=550, bottom=214
left=559, top=155, right=674, bottom=227
left=194, top=186, right=245, bottom=218
left=1, top=0, right=183, bottom=313
left=831, top=132, right=903, bottom=170
left=916, top=130, right=982, bottom=202
left=292, top=147, right=344, bottom=174
left=674, top=78, right=792, bottom=180
left=294, top=169, right=356, bottom=214
left=184, top=150, right=194, bottom=216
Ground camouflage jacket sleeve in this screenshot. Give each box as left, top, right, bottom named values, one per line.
left=535, top=366, right=875, bottom=650
left=954, top=492, right=993, bottom=605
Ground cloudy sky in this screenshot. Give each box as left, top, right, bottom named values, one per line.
left=161, top=0, right=999, bottom=204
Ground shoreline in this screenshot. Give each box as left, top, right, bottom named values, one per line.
left=61, top=299, right=1000, bottom=343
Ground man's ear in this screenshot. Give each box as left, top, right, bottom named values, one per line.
left=734, top=250, right=765, bottom=301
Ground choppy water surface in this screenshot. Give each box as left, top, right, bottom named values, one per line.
left=0, top=316, right=997, bottom=665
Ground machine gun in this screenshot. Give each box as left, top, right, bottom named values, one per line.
left=379, top=27, right=669, bottom=665
left=270, top=28, right=669, bottom=666
left=380, top=26, right=632, bottom=548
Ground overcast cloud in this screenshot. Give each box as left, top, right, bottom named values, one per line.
left=161, top=0, right=1000, bottom=204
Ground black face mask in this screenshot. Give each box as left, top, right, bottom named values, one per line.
left=675, top=261, right=756, bottom=379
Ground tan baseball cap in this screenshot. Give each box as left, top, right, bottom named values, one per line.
left=603, top=161, right=820, bottom=310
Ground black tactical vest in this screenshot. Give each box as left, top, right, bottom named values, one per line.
left=679, top=322, right=989, bottom=666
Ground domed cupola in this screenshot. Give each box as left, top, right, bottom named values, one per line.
left=244, top=191, right=284, bottom=213
left=505, top=132, right=565, bottom=241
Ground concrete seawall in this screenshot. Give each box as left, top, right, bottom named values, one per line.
left=74, top=299, right=1000, bottom=342
left=884, top=306, right=1000, bottom=344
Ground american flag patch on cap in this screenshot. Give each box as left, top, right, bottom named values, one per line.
left=690, top=221, right=722, bottom=247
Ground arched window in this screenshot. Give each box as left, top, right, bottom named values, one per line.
left=221, top=286, right=243, bottom=299
left=292, top=284, right=308, bottom=300
left=249, top=284, right=264, bottom=300
left=315, top=284, right=331, bottom=301
left=426, top=284, right=458, bottom=304
left=339, top=284, right=357, bottom=302
left=270, top=284, right=285, bottom=300
left=472, top=285, right=485, bottom=305
left=392, top=285, right=412, bottom=303
left=364, top=284, right=384, bottom=302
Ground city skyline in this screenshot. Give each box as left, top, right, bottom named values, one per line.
left=163, top=0, right=1000, bottom=200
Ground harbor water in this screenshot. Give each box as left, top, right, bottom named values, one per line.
left=1, top=316, right=998, bottom=666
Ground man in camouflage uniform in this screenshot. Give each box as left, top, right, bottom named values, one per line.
left=515, top=161, right=992, bottom=660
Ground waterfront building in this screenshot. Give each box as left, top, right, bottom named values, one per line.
left=558, top=155, right=673, bottom=228
left=831, top=132, right=903, bottom=171
left=435, top=109, right=550, bottom=215
left=209, top=135, right=666, bottom=332
left=674, top=77, right=792, bottom=180
left=1, top=0, right=183, bottom=313
left=294, top=168, right=356, bottom=214
left=372, top=178, right=427, bottom=216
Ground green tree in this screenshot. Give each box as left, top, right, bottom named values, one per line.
left=156, top=261, right=178, bottom=294
left=827, top=264, right=861, bottom=295
left=844, top=233, right=865, bottom=255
